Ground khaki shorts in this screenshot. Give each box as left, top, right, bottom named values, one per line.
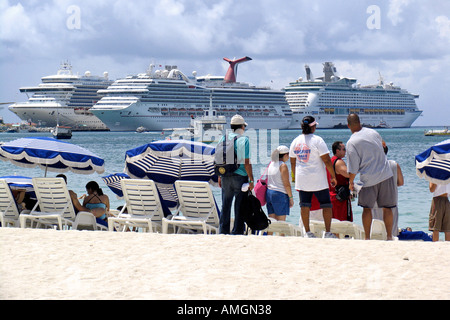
left=429, top=196, right=450, bottom=232
left=358, top=177, right=396, bottom=209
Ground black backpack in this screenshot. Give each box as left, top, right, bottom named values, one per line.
left=214, top=135, right=240, bottom=176
left=240, top=191, right=270, bottom=231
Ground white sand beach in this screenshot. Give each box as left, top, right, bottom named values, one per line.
left=1, top=228, right=449, bottom=300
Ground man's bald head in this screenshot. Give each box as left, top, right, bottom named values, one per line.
left=347, top=113, right=362, bottom=133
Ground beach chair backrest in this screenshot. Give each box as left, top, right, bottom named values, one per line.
left=0, top=179, right=20, bottom=221
left=32, top=178, right=76, bottom=220
left=120, top=179, right=164, bottom=223
left=175, top=180, right=220, bottom=226
left=370, top=219, right=388, bottom=240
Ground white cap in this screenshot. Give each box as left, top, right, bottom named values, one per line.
left=277, top=145, right=290, bottom=154
left=230, top=114, right=248, bottom=126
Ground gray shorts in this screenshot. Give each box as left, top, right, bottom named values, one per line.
left=358, top=177, right=396, bottom=209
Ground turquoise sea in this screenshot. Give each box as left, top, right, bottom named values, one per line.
left=1, top=127, right=448, bottom=235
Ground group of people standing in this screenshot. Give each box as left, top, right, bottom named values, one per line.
left=218, top=113, right=417, bottom=240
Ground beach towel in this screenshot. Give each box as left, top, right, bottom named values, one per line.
left=398, top=229, right=432, bottom=241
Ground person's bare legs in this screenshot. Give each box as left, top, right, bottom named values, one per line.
left=301, top=206, right=311, bottom=232
left=269, top=214, right=286, bottom=221
left=322, top=207, right=332, bottom=233
left=432, top=230, right=440, bottom=242
left=362, top=208, right=372, bottom=240
left=382, top=207, right=394, bottom=240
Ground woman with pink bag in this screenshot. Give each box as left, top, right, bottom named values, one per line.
left=265, top=146, right=294, bottom=221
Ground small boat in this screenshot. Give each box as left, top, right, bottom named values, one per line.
left=5, top=127, right=19, bottom=133
left=52, top=125, right=72, bottom=139
left=136, top=126, right=148, bottom=133
left=376, top=120, right=391, bottom=128
left=166, top=95, right=226, bottom=144
left=424, top=127, right=450, bottom=136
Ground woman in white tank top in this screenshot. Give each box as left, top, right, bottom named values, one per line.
left=266, top=146, right=294, bottom=221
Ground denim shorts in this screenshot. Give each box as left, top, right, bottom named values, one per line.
left=266, top=189, right=290, bottom=216
left=299, top=189, right=332, bottom=208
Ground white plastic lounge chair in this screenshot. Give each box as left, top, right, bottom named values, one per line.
left=370, top=219, right=388, bottom=240
left=19, top=177, right=106, bottom=231
left=72, top=211, right=108, bottom=231
left=162, top=181, right=220, bottom=234
left=108, top=179, right=165, bottom=232
left=309, top=219, right=362, bottom=239
left=255, top=218, right=304, bottom=236
left=0, top=179, right=21, bottom=228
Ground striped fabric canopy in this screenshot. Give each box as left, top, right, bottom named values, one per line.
left=102, top=172, right=178, bottom=212
left=124, top=140, right=217, bottom=184
left=101, top=173, right=130, bottom=198
left=0, top=137, right=104, bottom=175
left=416, top=139, right=450, bottom=185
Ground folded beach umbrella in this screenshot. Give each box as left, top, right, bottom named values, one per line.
left=101, top=173, right=130, bottom=198
left=124, top=140, right=217, bottom=184
left=0, top=137, right=105, bottom=176
left=415, top=139, right=450, bottom=185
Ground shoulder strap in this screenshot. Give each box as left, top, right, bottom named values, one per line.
left=260, top=162, right=271, bottom=179
left=221, top=134, right=239, bottom=163
left=332, top=157, right=342, bottom=173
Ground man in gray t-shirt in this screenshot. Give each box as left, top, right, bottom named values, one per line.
left=346, top=114, right=396, bottom=240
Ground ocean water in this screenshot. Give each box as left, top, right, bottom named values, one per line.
left=1, top=127, right=448, bottom=234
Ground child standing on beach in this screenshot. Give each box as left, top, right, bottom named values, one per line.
left=266, top=146, right=294, bottom=221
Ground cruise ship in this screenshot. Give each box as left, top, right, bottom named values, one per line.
left=9, top=62, right=113, bottom=131
left=90, top=57, right=293, bottom=131
left=286, top=62, right=423, bottom=129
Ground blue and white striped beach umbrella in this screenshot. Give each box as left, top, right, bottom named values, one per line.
left=415, top=139, right=450, bottom=185
left=124, top=140, right=217, bottom=184
left=0, top=137, right=105, bottom=176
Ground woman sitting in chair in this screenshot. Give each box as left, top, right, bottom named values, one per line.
left=82, top=181, right=110, bottom=228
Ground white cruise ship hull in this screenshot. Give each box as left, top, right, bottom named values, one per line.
left=285, top=62, right=423, bottom=130
left=9, top=62, right=113, bottom=131
left=289, top=110, right=422, bottom=129
left=9, top=103, right=109, bottom=131
left=91, top=104, right=292, bottom=132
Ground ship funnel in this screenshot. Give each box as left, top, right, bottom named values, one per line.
left=223, top=56, right=252, bottom=83
left=323, top=62, right=338, bottom=82
left=305, top=64, right=313, bottom=81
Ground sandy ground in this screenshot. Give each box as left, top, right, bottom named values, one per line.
left=1, top=228, right=449, bottom=300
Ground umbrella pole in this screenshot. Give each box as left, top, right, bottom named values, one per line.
left=44, top=164, right=48, bottom=177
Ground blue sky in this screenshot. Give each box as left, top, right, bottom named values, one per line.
left=1, top=0, right=449, bottom=125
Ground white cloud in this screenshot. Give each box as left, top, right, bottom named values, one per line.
left=435, top=15, right=450, bottom=41
left=387, top=0, right=411, bottom=26
left=0, top=1, right=36, bottom=45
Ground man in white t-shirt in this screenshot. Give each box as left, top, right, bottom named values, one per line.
left=290, top=116, right=337, bottom=238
